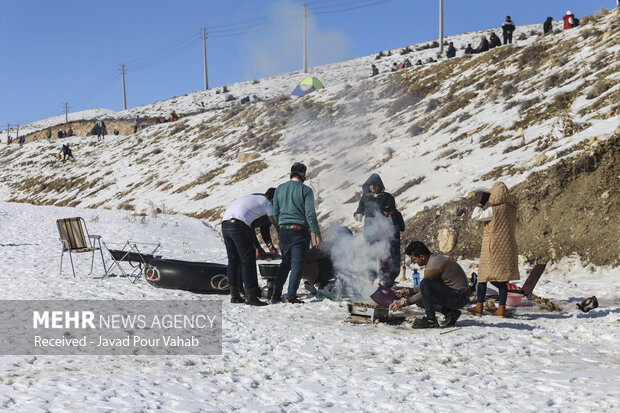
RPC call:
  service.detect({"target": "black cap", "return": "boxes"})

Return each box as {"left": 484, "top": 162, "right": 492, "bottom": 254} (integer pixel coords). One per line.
{"left": 291, "top": 162, "right": 307, "bottom": 174}
{"left": 264, "top": 187, "right": 276, "bottom": 200}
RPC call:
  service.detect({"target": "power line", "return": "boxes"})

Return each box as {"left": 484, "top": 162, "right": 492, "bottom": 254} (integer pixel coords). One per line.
{"left": 128, "top": 36, "right": 203, "bottom": 71}
{"left": 125, "top": 30, "right": 201, "bottom": 67}
{"left": 309, "top": 0, "right": 392, "bottom": 15}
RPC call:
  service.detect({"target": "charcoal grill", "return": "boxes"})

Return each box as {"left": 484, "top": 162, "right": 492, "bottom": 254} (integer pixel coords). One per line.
{"left": 347, "top": 303, "right": 389, "bottom": 323}
{"left": 258, "top": 263, "right": 279, "bottom": 299}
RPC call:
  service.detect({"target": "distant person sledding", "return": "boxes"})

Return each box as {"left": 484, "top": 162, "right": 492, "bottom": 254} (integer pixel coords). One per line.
{"left": 291, "top": 77, "right": 324, "bottom": 97}
{"left": 91, "top": 120, "right": 107, "bottom": 140}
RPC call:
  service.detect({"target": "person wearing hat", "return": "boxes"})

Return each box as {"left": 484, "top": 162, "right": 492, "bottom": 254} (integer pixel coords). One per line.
{"left": 354, "top": 174, "right": 404, "bottom": 287}
{"left": 271, "top": 162, "right": 321, "bottom": 304}
{"left": 221, "top": 188, "right": 276, "bottom": 306}
{"left": 502, "top": 16, "right": 515, "bottom": 45}
{"left": 543, "top": 16, "right": 554, "bottom": 34}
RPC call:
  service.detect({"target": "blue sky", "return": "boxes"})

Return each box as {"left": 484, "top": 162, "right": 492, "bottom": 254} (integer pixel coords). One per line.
{"left": 1, "top": 0, "right": 615, "bottom": 129}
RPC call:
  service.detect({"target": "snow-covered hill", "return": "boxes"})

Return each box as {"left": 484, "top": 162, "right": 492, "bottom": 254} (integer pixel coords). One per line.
{"left": 0, "top": 9, "right": 618, "bottom": 412}
{"left": 0, "top": 201, "right": 619, "bottom": 411}
{"left": 2, "top": 11, "right": 617, "bottom": 241}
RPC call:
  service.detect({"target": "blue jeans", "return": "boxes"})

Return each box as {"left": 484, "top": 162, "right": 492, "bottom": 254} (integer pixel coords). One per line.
{"left": 476, "top": 282, "right": 508, "bottom": 305}
{"left": 222, "top": 221, "right": 258, "bottom": 290}
{"left": 419, "top": 278, "right": 468, "bottom": 320}
{"left": 273, "top": 229, "right": 310, "bottom": 299}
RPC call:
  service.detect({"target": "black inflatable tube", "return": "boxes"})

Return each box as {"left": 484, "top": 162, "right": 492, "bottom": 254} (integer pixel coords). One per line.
{"left": 145, "top": 259, "right": 229, "bottom": 294}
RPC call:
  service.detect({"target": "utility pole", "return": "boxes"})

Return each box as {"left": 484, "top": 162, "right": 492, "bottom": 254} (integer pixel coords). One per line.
{"left": 121, "top": 64, "right": 127, "bottom": 110}
{"left": 438, "top": 0, "right": 444, "bottom": 56}
{"left": 64, "top": 102, "right": 69, "bottom": 124}
{"left": 203, "top": 28, "right": 209, "bottom": 90}
{"left": 16, "top": 122, "right": 19, "bottom": 139}
{"left": 303, "top": 3, "right": 307, "bottom": 73}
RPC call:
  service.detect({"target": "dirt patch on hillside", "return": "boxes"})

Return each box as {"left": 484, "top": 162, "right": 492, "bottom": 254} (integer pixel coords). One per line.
{"left": 403, "top": 132, "right": 620, "bottom": 266}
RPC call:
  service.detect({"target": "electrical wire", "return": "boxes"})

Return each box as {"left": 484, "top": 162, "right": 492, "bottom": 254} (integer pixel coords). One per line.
{"left": 309, "top": 0, "right": 392, "bottom": 15}
{"left": 128, "top": 36, "right": 202, "bottom": 72}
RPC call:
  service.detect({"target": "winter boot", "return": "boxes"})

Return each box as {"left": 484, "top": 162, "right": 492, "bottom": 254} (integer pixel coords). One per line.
{"left": 244, "top": 287, "right": 268, "bottom": 306}
{"left": 230, "top": 286, "right": 244, "bottom": 303}
{"left": 467, "top": 302, "right": 484, "bottom": 316}
{"left": 411, "top": 316, "right": 439, "bottom": 329}
{"left": 493, "top": 305, "right": 506, "bottom": 317}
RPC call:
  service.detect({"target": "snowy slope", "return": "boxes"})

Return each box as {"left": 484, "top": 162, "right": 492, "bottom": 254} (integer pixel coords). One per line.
{"left": 0, "top": 19, "right": 569, "bottom": 140}
{"left": 0, "top": 201, "right": 618, "bottom": 411}
{"left": 1, "top": 11, "right": 617, "bottom": 238}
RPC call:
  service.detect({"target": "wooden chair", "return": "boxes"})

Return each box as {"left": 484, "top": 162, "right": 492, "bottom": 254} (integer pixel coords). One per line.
{"left": 57, "top": 217, "right": 107, "bottom": 277}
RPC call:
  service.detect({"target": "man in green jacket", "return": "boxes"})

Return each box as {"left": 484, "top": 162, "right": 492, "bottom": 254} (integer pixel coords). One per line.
{"left": 271, "top": 162, "right": 321, "bottom": 304}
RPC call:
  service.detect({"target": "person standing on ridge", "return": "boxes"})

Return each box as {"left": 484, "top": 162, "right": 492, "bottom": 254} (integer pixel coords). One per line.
{"left": 502, "top": 16, "right": 516, "bottom": 44}
{"left": 543, "top": 17, "right": 553, "bottom": 34}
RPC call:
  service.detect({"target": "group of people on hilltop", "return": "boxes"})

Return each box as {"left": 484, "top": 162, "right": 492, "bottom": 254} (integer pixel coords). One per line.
{"left": 372, "top": 9, "right": 584, "bottom": 76}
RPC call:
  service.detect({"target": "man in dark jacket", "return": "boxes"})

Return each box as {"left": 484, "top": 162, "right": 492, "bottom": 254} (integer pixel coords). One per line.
{"left": 489, "top": 32, "right": 502, "bottom": 48}
{"left": 543, "top": 17, "right": 553, "bottom": 34}
{"left": 502, "top": 16, "right": 516, "bottom": 44}
{"left": 446, "top": 42, "right": 456, "bottom": 58}
{"left": 464, "top": 44, "right": 474, "bottom": 55}
{"left": 271, "top": 162, "right": 321, "bottom": 304}
{"left": 371, "top": 64, "right": 379, "bottom": 77}
{"left": 473, "top": 36, "right": 489, "bottom": 54}
{"left": 60, "top": 144, "right": 74, "bottom": 161}
{"left": 355, "top": 174, "right": 404, "bottom": 287}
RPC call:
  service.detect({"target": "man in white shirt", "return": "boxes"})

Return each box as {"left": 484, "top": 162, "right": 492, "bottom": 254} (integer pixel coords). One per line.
{"left": 221, "top": 189, "right": 275, "bottom": 306}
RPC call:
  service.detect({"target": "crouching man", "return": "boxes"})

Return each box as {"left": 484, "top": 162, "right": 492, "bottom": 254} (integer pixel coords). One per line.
{"left": 389, "top": 241, "right": 470, "bottom": 328}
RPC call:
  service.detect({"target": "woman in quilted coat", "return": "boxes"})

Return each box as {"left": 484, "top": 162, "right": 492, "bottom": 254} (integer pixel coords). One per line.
{"left": 467, "top": 181, "right": 519, "bottom": 317}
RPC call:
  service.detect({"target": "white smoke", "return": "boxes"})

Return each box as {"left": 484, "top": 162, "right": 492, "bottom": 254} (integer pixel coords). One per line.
{"left": 241, "top": 0, "right": 353, "bottom": 80}
{"left": 323, "top": 216, "right": 398, "bottom": 303}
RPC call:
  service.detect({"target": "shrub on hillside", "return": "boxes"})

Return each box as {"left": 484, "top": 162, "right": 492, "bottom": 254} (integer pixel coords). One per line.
{"left": 375, "top": 51, "right": 385, "bottom": 60}
{"left": 501, "top": 82, "right": 518, "bottom": 98}
{"left": 425, "top": 98, "right": 440, "bottom": 113}
{"left": 225, "top": 94, "right": 237, "bottom": 102}
{"left": 587, "top": 81, "right": 611, "bottom": 100}
{"left": 386, "top": 94, "right": 420, "bottom": 117}
{"left": 407, "top": 123, "right": 424, "bottom": 136}
{"left": 581, "top": 27, "right": 603, "bottom": 39}
{"left": 517, "top": 33, "right": 527, "bottom": 41}
{"left": 518, "top": 44, "right": 547, "bottom": 69}
{"left": 400, "top": 46, "right": 413, "bottom": 55}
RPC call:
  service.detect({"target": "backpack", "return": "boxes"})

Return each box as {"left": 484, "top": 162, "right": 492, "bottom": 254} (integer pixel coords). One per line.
{"left": 572, "top": 17, "right": 579, "bottom": 27}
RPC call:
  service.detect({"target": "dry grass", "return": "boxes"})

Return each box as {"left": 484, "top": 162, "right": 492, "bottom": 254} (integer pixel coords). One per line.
{"left": 393, "top": 177, "right": 425, "bottom": 197}
{"left": 226, "top": 160, "right": 268, "bottom": 184}
{"left": 480, "top": 164, "right": 525, "bottom": 181}
{"left": 517, "top": 44, "right": 549, "bottom": 69}
{"left": 173, "top": 164, "right": 229, "bottom": 194}
{"left": 188, "top": 206, "right": 226, "bottom": 222}
{"left": 587, "top": 81, "right": 612, "bottom": 100}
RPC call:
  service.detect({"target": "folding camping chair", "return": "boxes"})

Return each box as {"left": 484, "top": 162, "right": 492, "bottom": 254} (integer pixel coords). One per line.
{"left": 57, "top": 217, "right": 107, "bottom": 277}
{"left": 481, "top": 263, "right": 547, "bottom": 300}
{"left": 102, "top": 241, "right": 161, "bottom": 283}
{"left": 508, "top": 263, "right": 546, "bottom": 297}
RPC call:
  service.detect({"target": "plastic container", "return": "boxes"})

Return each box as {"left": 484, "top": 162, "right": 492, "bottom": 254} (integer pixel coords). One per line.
{"left": 412, "top": 269, "right": 421, "bottom": 287}
{"left": 506, "top": 292, "right": 523, "bottom": 306}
